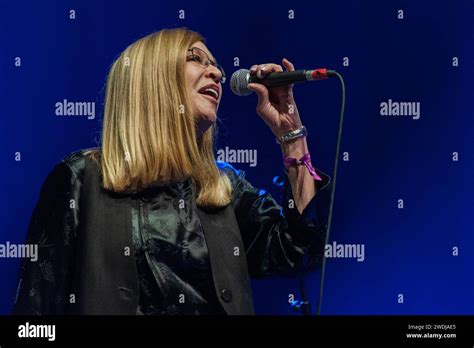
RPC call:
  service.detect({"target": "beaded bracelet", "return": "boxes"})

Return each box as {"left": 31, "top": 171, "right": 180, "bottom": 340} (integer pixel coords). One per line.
{"left": 276, "top": 126, "right": 307, "bottom": 144}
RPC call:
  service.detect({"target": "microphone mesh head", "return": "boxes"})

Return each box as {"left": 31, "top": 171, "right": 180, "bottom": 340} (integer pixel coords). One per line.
{"left": 230, "top": 69, "right": 253, "bottom": 96}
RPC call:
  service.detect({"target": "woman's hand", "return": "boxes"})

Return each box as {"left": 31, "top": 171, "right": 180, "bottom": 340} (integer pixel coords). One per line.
{"left": 247, "top": 58, "right": 303, "bottom": 139}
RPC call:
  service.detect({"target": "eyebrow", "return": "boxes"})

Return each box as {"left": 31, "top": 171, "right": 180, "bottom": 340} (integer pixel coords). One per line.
{"left": 192, "top": 47, "right": 218, "bottom": 64}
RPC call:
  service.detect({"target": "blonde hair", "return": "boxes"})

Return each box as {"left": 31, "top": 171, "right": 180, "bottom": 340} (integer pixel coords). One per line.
{"left": 85, "top": 28, "right": 232, "bottom": 208}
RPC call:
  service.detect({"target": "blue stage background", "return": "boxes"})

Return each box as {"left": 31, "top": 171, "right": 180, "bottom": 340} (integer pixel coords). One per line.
{"left": 1, "top": 0, "right": 473, "bottom": 314}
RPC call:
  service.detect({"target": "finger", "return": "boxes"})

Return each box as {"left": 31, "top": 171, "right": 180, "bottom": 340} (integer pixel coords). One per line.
{"left": 257, "top": 64, "right": 283, "bottom": 79}
{"left": 249, "top": 65, "right": 259, "bottom": 75}
{"left": 247, "top": 83, "right": 269, "bottom": 110}
{"left": 282, "top": 58, "right": 295, "bottom": 72}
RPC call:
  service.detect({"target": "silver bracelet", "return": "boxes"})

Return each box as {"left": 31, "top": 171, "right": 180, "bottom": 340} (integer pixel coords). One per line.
{"left": 275, "top": 126, "right": 307, "bottom": 144}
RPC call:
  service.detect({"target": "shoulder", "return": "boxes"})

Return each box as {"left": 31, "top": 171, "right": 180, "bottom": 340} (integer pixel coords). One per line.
{"left": 58, "top": 147, "right": 101, "bottom": 183}
{"left": 216, "top": 160, "right": 265, "bottom": 200}
{"left": 34, "top": 148, "right": 99, "bottom": 201}
{"left": 216, "top": 160, "right": 246, "bottom": 184}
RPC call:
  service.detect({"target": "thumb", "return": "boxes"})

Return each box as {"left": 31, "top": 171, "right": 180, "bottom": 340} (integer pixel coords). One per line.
{"left": 247, "top": 83, "right": 269, "bottom": 107}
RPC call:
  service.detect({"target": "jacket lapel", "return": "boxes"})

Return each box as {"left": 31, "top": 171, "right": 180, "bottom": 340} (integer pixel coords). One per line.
{"left": 197, "top": 206, "right": 255, "bottom": 315}
{"left": 71, "top": 155, "right": 139, "bottom": 314}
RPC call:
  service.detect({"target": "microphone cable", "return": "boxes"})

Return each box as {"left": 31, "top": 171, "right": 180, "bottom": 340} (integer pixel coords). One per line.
{"left": 315, "top": 70, "right": 346, "bottom": 316}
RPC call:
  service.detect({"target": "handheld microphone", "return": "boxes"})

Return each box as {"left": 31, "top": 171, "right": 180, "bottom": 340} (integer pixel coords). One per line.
{"left": 230, "top": 68, "right": 337, "bottom": 96}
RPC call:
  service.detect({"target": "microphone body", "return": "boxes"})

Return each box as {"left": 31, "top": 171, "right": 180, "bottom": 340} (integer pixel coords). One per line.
{"left": 230, "top": 68, "right": 335, "bottom": 96}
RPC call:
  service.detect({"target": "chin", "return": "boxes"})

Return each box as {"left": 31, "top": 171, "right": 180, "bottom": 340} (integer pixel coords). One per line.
{"left": 196, "top": 116, "right": 216, "bottom": 137}
{"left": 197, "top": 108, "right": 217, "bottom": 123}
{"left": 207, "top": 113, "right": 217, "bottom": 123}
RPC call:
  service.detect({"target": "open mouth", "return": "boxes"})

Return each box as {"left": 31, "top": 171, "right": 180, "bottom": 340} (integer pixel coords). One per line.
{"left": 198, "top": 85, "right": 219, "bottom": 103}
{"left": 200, "top": 93, "right": 218, "bottom": 104}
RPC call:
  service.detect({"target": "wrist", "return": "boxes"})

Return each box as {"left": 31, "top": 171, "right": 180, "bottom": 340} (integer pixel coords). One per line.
{"left": 273, "top": 124, "right": 302, "bottom": 139}
{"left": 275, "top": 125, "right": 307, "bottom": 145}
{"left": 282, "top": 151, "right": 323, "bottom": 182}
{"left": 280, "top": 136, "right": 308, "bottom": 157}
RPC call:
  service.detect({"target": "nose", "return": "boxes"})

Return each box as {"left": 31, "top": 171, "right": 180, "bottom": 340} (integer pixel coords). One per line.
{"left": 205, "top": 65, "right": 223, "bottom": 84}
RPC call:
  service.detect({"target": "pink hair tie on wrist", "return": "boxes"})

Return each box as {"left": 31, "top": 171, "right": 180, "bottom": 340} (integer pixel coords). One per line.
{"left": 283, "top": 152, "right": 322, "bottom": 181}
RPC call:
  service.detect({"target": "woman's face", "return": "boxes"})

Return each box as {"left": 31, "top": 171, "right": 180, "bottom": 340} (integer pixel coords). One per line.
{"left": 185, "top": 41, "right": 223, "bottom": 136}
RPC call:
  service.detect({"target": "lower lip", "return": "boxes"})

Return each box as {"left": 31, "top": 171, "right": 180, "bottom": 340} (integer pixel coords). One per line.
{"left": 200, "top": 93, "right": 218, "bottom": 105}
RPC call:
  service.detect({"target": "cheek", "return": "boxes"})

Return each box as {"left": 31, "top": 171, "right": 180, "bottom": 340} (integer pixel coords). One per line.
{"left": 185, "top": 66, "right": 200, "bottom": 91}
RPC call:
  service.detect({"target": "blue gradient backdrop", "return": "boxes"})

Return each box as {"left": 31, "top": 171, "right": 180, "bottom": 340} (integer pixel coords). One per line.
{"left": 1, "top": 0, "right": 473, "bottom": 314}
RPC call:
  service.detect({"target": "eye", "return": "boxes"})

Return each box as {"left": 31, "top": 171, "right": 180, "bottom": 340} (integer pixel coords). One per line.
{"left": 188, "top": 54, "right": 202, "bottom": 63}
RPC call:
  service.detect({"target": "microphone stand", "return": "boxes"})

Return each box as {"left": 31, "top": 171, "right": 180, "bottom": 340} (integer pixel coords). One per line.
{"left": 298, "top": 273, "right": 311, "bottom": 315}
{"left": 290, "top": 271, "right": 311, "bottom": 315}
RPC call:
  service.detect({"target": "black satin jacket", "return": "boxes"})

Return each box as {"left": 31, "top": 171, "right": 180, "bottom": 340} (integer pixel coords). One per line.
{"left": 130, "top": 179, "right": 227, "bottom": 315}
{"left": 11, "top": 148, "right": 332, "bottom": 315}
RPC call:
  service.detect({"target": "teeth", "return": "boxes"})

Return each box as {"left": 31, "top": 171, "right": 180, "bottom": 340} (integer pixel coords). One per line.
{"left": 202, "top": 88, "right": 218, "bottom": 99}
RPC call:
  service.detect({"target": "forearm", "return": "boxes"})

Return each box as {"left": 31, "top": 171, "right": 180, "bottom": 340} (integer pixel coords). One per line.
{"left": 280, "top": 136, "right": 316, "bottom": 214}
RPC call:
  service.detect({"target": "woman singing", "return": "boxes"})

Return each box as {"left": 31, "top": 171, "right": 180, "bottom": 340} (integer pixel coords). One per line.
{"left": 12, "top": 27, "right": 332, "bottom": 315}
